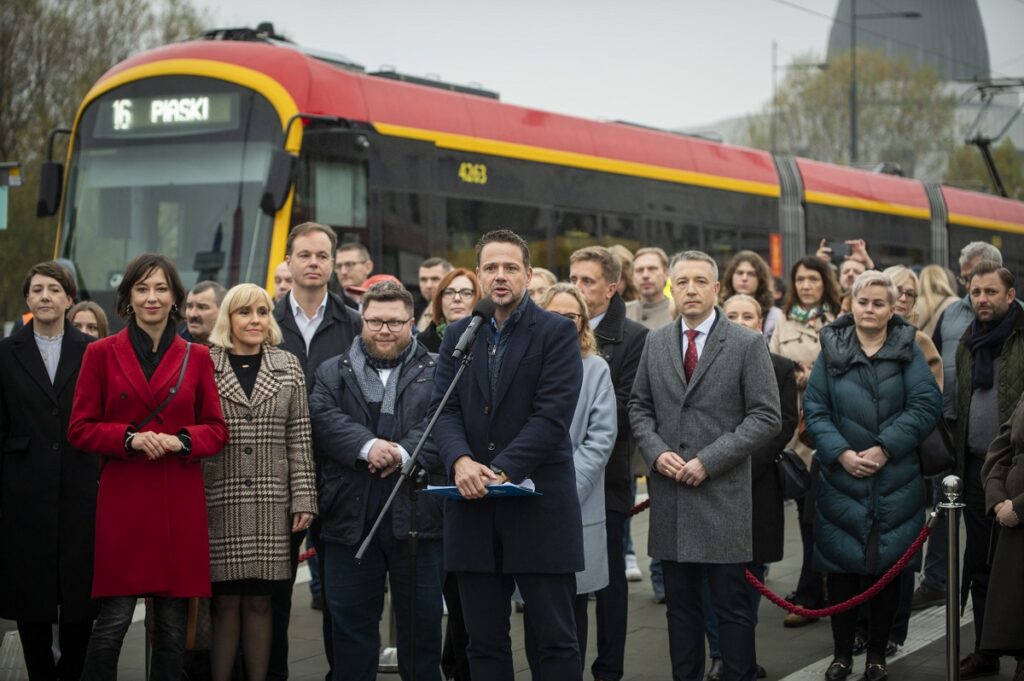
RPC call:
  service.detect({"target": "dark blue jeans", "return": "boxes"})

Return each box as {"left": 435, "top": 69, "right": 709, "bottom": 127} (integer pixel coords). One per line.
{"left": 324, "top": 533, "right": 444, "bottom": 681}
{"left": 80, "top": 596, "right": 188, "bottom": 681}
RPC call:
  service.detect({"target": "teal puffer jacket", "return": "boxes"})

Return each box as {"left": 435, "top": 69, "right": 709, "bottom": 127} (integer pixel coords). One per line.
{"left": 804, "top": 315, "right": 942, "bottom": 575}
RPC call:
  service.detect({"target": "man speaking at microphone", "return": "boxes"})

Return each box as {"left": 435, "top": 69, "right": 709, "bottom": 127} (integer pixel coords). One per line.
{"left": 432, "top": 229, "right": 585, "bottom": 681}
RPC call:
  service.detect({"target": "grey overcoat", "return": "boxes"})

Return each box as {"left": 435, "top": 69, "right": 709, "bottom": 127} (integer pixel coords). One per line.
{"left": 629, "top": 310, "right": 781, "bottom": 564}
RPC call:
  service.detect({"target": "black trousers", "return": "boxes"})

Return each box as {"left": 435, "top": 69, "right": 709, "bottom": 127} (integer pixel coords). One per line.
{"left": 441, "top": 572, "right": 472, "bottom": 681}
{"left": 827, "top": 573, "right": 901, "bottom": 662}
{"left": 524, "top": 593, "right": 589, "bottom": 677}
{"left": 663, "top": 561, "right": 756, "bottom": 681}
{"left": 963, "top": 453, "right": 993, "bottom": 652}
{"left": 458, "top": 571, "right": 580, "bottom": 681}
{"left": 593, "top": 510, "right": 628, "bottom": 681}
{"left": 16, "top": 619, "right": 92, "bottom": 681}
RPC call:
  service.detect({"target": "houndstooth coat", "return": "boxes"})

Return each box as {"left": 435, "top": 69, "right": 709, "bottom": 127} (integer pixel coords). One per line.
{"left": 204, "top": 345, "right": 317, "bottom": 583}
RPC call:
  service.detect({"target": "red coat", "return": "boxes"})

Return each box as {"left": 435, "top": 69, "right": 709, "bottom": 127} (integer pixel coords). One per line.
{"left": 68, "top": 331, "right": 228, "bottom": 598}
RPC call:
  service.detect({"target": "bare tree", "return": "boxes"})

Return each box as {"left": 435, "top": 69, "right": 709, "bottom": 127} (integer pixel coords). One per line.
{"left": 0, "top": 0, "right": 208, "bottom": 323}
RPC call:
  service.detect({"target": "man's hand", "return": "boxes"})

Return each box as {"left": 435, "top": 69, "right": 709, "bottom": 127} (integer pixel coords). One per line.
{"left": 677, "top": 457, "right": 708, "bottom": 487}
{"left": 847, "top": 239, "right": 874, "bottom": 269}
{"left": 453, "top": 456, "right": 500, "bottom": 499}
{"left": 996, "top": 500, "right": 1020, "bottom": 528}
{"left": 367, "top": 440, "right": 402, "bottom": 477}
{"left": 815, "top": 238, "right": 832, "bottom": 263}
{"left": 654, "top": 451, "right": 686, "bottom": 479}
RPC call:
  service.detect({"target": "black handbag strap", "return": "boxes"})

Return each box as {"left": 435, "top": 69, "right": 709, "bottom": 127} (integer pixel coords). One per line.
{"left": 137, "top": 342, "right": 192, "bottom": 430}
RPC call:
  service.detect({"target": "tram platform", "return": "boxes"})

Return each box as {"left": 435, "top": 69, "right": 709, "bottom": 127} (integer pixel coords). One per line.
{"left": 0, "top": 495, "right": 1015, "bottom": 680}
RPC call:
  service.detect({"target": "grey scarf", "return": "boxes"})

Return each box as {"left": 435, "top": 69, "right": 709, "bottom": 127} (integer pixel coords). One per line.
{"left": 349, "top": 337, "right": 416, "bottom": 420}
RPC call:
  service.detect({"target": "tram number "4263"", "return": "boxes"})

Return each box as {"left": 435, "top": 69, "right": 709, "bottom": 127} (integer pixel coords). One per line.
{"left": 458, "top": 162, "right": 488, "bottom": 185}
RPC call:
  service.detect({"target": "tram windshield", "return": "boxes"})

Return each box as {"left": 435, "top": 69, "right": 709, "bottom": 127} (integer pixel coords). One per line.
{"left": 60, "top": 76, "right": 282, "bottom": 314}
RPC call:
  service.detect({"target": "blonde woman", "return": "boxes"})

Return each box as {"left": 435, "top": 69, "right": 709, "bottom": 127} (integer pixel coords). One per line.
{"left": 525, "top": 283, "right": 616, "bottom": 670}
{"left": 916, "top": 265, "right": 960, "bottom": 338}
{"left": 206, "top": 284, "right": 317, "bottom": 681}
{"left": 882, "top": 267, "right": 943, "bottom": 388}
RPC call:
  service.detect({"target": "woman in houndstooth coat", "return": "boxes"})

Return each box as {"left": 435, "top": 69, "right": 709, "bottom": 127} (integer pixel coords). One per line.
{"left": 205, "top": 284, "right": 317, "bottom": 681}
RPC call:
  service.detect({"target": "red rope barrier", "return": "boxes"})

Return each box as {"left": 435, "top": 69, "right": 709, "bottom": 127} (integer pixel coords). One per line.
{"left": 745, "top": 521, "right": 933, "bottom": 618}
{"left": 299, "top": 547, "right": 316, "bottom": 563}
{"left": 630, "top": 498, "right": 650, "bottom": 516}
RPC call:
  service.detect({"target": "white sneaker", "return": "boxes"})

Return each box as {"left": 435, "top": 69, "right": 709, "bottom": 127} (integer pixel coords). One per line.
{"left": 625, "top": 553, "right": 642, "bottom": 582}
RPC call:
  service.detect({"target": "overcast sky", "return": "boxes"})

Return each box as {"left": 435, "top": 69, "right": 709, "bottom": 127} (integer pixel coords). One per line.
{"left": 203, "top": 0, "right": 1024, "bottom": 131}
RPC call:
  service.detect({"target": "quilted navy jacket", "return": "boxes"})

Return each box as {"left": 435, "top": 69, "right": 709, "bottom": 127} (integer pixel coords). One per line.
{"left": 804, "top": 314, "right": 942, "bottom": 575}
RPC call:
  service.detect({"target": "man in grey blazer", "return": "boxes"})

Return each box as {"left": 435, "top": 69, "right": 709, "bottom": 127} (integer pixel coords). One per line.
{"left": 629, "top": 250, "right": 781, "bottom": 681}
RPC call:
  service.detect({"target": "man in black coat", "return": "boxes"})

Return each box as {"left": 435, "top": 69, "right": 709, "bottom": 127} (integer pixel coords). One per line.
{"left": 309, "top": 281, "right": 445, "bottom": 681}
{"left": 0, "top": 261, "right": 97, "bottom": 680}
{"left": 433, "top": 230, "right": 584, "bottom": 681}
{"left": 569, "top": 246, "right": 648, "bottom": 681}
{"left": 270, "top": 222, "right": 362, "bottom": 680}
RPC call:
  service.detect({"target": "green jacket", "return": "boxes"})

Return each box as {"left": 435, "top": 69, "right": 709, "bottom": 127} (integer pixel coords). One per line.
{"left": 954, "top": 309, "right": 1024, "bottom": 479}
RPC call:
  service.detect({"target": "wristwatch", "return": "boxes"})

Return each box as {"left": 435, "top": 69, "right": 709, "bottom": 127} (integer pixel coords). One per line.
{"left": 489, "top": 465, "right": 509, "bottom": 483}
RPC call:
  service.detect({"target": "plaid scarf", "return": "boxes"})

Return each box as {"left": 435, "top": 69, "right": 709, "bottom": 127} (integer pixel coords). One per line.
{"left": 788, "top": 303, "right": 830, "bottom": 324}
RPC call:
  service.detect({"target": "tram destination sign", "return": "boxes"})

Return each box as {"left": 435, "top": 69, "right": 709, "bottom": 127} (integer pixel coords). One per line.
{"left": 95, "top": 92, "right": 238, "bottom": 137}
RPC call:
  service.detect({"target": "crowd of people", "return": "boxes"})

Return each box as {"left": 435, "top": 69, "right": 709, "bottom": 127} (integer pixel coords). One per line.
{"left": 0, "top": 226, "right": 1022, "bottom": 681}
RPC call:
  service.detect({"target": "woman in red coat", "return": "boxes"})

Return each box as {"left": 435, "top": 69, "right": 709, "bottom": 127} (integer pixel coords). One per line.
{"left": 68, "top": 254, "right": 228, "bottom": 681}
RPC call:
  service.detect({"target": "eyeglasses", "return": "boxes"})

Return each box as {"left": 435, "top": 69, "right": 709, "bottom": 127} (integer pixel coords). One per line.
{"left": 336, "top": 260, "right": 367, "bottom": 270}
{"left": 896, "top": 287, "right": 918, "bottom": 301}
{"left": 441, "top": 288, "right": 475, "bottom": 300}
{"left": 556, "top": 312, "right": 583, "bottom": 323}
{"left": 363, "top": 318, "right": 411, "bottom": 332}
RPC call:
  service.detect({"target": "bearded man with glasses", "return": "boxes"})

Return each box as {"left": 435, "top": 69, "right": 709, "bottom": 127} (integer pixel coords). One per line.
{"left": 310, "top": 280, "right": 446, "bottom": 681}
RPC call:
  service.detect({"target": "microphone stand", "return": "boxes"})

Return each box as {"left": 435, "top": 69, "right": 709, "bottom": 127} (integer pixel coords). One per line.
{"left": 356, "top": 344, "right": 476, "bottom": 681}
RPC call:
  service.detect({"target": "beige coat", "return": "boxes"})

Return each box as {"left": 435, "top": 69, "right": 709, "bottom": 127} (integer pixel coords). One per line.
{"left": 204, "top": 345, "right": 317, "bottom": 583}
{"left": 769, "top": 313, "right": 834, "bottom": 465}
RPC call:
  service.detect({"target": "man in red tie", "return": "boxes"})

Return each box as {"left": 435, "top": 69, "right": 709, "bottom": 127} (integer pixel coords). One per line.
{"left": 628, "top": 251, "right": 781, "bottom": 681}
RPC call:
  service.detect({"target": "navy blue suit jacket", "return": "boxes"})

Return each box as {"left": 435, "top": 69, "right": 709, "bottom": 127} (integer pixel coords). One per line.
{"left": 431, "top": 296, "right": 585, "bottom": 574}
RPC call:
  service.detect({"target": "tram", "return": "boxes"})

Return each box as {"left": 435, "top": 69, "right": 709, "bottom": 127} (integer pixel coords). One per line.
{"left": 39, "top": 26, "right": 1024, "bottom": 314}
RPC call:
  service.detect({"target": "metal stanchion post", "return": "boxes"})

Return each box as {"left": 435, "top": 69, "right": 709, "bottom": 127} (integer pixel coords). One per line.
{"left": 938, "top": 475, "right": 966, "bottom": 681}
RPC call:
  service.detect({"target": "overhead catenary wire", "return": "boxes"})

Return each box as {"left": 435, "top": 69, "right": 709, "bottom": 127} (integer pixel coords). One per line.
{"left": 767, "top": 0, "right": 1011, "bottom": 80}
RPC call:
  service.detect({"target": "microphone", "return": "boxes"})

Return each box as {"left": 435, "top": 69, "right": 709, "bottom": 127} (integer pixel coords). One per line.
{"left": 452, "top": 298, "right": 496, "bottom": 360}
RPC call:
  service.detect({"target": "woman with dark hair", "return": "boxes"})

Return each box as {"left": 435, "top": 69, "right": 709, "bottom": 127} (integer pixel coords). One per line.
{"left": 418, "top": 268, "right": 482, "bottom": 353}
{"left": 721, "top": 251, "right": 783, "bottom": 341}
{"left": 69, "top": 300, "right": 110, "bottom": 338}
{"left": 769, "top": 255, "right": 841, "bottom": 627}
{"left": 69, "top": 253, "right": 229, "bottom": 681}
{"left": 1, "top": 261, "right": 98, "bottom": 681}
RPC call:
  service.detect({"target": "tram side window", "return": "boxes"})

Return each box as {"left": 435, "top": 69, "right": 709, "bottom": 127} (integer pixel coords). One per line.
{"left": 443, "top": 198, "right": 552, "bottom": 269}
{"left": 804, "top": 205, "right": 928, "bottom": 269}
{"left": 600, "top": 215, "right": 641, "bottom": 253}
{"left": 948, "top": 226, "right": 1024, "bottom": 280}
{"left": 644, "top": 217, "right": 703, "bottom": 255}
{"left": 293, "top": 157, "right": 367, "bottom": 229}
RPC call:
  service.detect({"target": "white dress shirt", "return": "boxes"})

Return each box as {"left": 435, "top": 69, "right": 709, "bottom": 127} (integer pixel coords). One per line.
{"left": 680, "top": 309, "right": 718, "bottom": 361}
{"left": 289, "top": 290, "right": 328, "bottom": 352}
